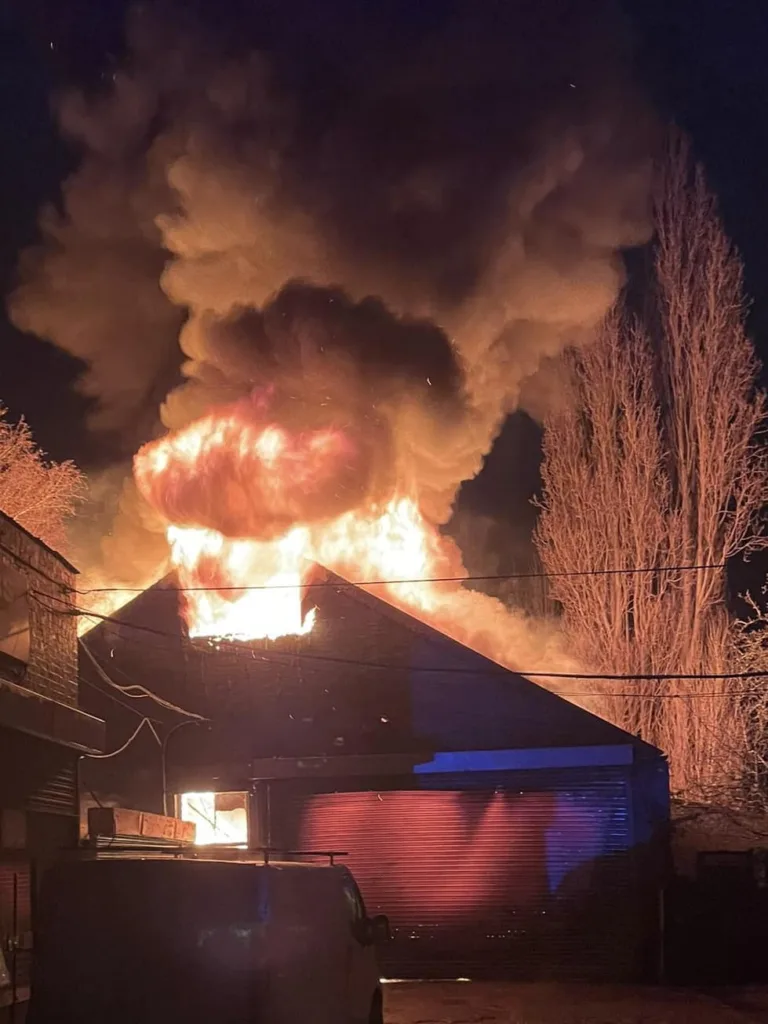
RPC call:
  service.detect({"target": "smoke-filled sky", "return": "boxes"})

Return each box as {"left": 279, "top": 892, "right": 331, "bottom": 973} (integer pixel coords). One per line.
{"left": 2, "top": 0, "right": 768, "bottom": 582}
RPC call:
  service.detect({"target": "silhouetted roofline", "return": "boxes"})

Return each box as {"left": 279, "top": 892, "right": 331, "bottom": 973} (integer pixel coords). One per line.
{"left": 0, "top": 508, "right": 79, "bottom": 575}
{"left": 311, "top": 564, "right": 660, "bottom": 755}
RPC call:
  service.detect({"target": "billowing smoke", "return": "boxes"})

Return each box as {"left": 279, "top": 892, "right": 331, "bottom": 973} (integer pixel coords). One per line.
{"left": 9, "top": 0, "right": 657, "bottom": 595}
{"left": 136, "top": 282, "right": 468, "bottom": 538}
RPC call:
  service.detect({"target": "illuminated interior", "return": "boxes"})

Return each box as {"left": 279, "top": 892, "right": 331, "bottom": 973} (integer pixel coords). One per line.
{"left": 179, "top": 791, "right": 249, "bottom": 845}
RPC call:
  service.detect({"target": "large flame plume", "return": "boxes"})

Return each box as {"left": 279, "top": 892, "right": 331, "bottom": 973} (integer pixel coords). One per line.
{"left": 132, "top": 377, "right": 577, "bottom": 676}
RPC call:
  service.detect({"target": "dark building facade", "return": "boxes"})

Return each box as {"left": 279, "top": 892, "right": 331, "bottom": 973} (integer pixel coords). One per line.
{"left": 79, "top": 568, "right": 668, "bottom": 981}
{"left": 0, "top": 513, "right": 104, "bottom": 1018}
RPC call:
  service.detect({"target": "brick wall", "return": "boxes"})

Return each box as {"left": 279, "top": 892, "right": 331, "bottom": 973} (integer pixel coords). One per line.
{"left": 0, "top": 515, "right": 78, "bottom": 707}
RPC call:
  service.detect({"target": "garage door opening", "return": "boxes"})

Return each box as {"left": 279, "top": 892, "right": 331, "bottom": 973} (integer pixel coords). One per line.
{"left": 179, "top": 792, "right": 248, "bottom": 846}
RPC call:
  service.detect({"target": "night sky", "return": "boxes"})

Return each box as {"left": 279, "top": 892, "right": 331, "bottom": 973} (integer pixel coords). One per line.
{"left": 1, "top": 0, "right": 767, "bottom": 577}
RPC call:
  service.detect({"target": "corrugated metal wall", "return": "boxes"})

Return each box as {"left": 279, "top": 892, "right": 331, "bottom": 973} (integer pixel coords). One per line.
{"left": 281, "top": 771, "right": 645, "bottom": 979}
{"left": 25, "top": 762, "right": 77, "bottom": 817}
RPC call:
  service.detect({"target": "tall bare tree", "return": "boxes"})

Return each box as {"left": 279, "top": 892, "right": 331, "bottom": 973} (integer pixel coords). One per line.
{"left": 534, "top": 134, "right": 768, "bottom": 804}
{"left": 0, "top": 407, "right": 85, "bottom": 552}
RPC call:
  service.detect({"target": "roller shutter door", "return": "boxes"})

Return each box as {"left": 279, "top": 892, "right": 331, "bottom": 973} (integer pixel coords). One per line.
{"left": 26, "top": 760, "right": 77, "bottom": 816}
{"left": 294, "top": 783, "right": 639, "bottom": 979}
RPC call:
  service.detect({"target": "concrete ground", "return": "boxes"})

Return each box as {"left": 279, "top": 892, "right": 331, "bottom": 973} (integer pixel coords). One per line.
{"left": 707, "top": 990, "right": 768, "bottom": 1023}
{"left": 382, "top": 981, "right": 758, "bottom": 1023}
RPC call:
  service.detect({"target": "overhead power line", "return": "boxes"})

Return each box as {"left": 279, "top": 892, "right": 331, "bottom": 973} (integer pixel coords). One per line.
{"left": 0, "top": 538, "right": 745, "bottom": 596}
{"left": 33, "top": 588, "right": 768, "bottom": 697}
{"left": 65, "top": 599, "right": 768, "bottom": 698}
{"left": 25, "top": 572, "right": 768, "bottom": 702}
{"left": 517, "top": 669, "right": 768, "bottom": 682}
{"left": 74, "top": 560, "right": 731, "bottom": 595}
{"left": 0, "top": 539, "right": 733, "bottom": 594}
{"left": 556, "top": 689, "right": 764, "bottom": 699}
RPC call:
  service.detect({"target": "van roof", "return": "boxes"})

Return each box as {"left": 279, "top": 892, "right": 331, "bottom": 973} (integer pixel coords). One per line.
{"left": 56, "top": 850, "right": 349, "bottom": 870}
{"left": 84, "top": 858, "right": 343, "bottom": 868}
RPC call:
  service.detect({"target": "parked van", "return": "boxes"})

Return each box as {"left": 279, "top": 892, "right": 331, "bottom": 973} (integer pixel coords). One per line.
{"left": 27, "top": 851, "right": 389, "bottom": 1024}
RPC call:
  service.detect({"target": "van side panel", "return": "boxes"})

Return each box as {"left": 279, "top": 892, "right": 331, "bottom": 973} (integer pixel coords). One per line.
{"left": 28, "top": 860, "right": 374, "bottom": 1024}
{"left": 29, "top": 861, "right": 268, "bottom": 1024}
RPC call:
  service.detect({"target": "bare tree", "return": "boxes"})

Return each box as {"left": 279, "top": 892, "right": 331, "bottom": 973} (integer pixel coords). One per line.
{"left": 534, "top": 134, "right": 768, "bottom": 805}
{"left": 0, "top": 407, "right": 86, "bottom": 553}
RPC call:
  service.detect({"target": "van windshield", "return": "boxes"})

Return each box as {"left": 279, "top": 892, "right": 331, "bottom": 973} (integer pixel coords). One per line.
{"left": 29, "top": 860, "right": 269, "bottom": 1024}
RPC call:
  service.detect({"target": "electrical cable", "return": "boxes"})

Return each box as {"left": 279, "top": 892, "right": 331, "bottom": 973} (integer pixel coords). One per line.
{"left": 74, "top": 560, "right": 731, "bottom": 594}
{"left": 0, "top": 538, "right": 736, "bottom": 593}
{"left": 554, "top": 688, "right": 765, "bottom": 698}
{"left": 68, "top": 601, "right": 768, "bottom": 696}
{"left": 146, "top": 718, "right": 162, "bottom": 746}
{"left": 81, "top": 717, "right": 156, "bottom": 759}
{"left": 24, "top": 570, "right": 767, "bottom": 699}
{"left": 79, "top": 672, "right": 164, "bottom": 723}
{"left": 78, "top": 635, "right": 207, "bottom": 721}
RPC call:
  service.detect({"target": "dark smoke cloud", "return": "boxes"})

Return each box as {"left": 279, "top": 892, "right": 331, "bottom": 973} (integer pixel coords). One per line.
{"left": 137, "top": 282, "right": 468, "bottom": 537}
{"left": 172, "top": 281, "right": 463, "bottom": 420}
{"left": 8, "top": 0, "right": 658, "bottom": 584}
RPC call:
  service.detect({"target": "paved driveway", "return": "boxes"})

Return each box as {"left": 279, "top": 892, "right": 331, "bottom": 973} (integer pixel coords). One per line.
{"left": 383, "top": 981, "right": 754, "bottom": 1023}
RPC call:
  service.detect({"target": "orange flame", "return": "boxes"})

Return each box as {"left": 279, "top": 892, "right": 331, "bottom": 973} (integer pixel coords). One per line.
{"left": 134, "top": 395, "right": 360, "bottom": 543}
{"left": 167, "top": 524, "right": 316, "bottom": 640}
{"left": 133, "top": 401, "right": 467, "bottom": 643}
{"left": 161, "top": 495, "right": 459, "bottom": 642}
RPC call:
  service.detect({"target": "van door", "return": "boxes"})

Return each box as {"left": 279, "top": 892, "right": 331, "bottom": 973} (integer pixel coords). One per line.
{"left": 339, "top": 872, "right": 379, "bottom": 1024}
{"left": 266, "top": 867, "right": 342, "bottom": 1024}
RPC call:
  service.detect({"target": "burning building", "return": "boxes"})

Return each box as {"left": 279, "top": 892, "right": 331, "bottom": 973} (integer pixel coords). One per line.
{"left": 11, "top": 0, "right": 668, "bottom": 983}
{"left": 79, "top": 561, "right": 668, "bottom": 982}
{"left": 73, "top": 196, "right": 667, "bottom": 983}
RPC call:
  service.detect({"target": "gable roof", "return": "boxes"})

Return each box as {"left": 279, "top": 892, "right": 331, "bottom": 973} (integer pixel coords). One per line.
{"left": 81, "top": 565, "right": 658, "bottom": 760}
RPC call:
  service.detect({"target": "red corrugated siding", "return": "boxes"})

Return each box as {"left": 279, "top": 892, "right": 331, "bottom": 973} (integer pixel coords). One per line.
{"left": 296, "top": 787, "right": 639, "bottom": 978}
